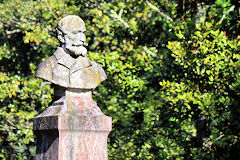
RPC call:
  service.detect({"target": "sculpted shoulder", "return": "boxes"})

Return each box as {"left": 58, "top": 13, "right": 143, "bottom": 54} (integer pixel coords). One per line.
{"left": 36, "top": 56, "right": 57, "bottom": 82}
{"left": 89, "top": 60, "right": 107, "bottom": 82}
{"left": 36, "top": 49, "right": 107, "bottom": 89}
{"left": 69, "top": 59, "right": 107, "bottom": 89}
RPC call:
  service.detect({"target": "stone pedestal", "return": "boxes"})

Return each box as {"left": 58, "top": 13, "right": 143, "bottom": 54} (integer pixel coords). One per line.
{"left": 33, "top": 89, "right": 112, "bottom": 160}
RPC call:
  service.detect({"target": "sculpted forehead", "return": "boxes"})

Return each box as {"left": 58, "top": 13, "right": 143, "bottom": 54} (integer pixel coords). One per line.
{"left": 58, "top": 15, "right": 86, "bottom": 33}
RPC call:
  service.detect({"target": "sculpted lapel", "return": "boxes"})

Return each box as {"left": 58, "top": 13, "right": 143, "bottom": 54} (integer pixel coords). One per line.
{"left": 52, "top": 47, "right": 75, "bottom": 87}
{"left": 69, "top": 56, "right": 106, "bottom": 88}
{"left": 70, "top": 56, "right": 91, "bottom": 74}
{"left": 36, "top": 47, "right": 107, "bottom": 89}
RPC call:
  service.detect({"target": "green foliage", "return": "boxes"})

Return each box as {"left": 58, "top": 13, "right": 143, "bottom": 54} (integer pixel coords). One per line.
{"left": 164, "top": 22, "right": 240, "bottom": 159}
{"left": 0, "top": 73, "right": 52, "bottom": 159}
{"left": 0, "top": 0, "right": 239, "bottom": 159}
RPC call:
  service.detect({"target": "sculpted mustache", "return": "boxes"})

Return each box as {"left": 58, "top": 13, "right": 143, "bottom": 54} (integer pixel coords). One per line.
{"left": 71, "top": 42, "right": 88, "bottom": 46}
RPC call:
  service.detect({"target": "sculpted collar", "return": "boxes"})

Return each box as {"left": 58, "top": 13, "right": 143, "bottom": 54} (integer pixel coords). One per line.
{"left": 53, "top": 47, "right": 91, "bottom": 72}
{"left": 54, "top": 47, "right": 75, "bottom": 69}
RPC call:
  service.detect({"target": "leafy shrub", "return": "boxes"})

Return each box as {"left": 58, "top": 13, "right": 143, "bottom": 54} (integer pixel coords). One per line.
{"left": 0, "top": 0, "right": 239, "bottom": 159}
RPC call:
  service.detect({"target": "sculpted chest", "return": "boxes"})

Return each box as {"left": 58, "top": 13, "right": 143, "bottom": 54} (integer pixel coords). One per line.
{"left": 36, "top": 48, "right": 106, "bottom": 89}
{"left": 52, "top": 58, "right": 101, "bottom": 88}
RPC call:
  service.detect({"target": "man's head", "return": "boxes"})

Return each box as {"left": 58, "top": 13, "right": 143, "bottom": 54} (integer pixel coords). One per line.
{"left": 57, "top": 15, "right": 87, "bottom": 57}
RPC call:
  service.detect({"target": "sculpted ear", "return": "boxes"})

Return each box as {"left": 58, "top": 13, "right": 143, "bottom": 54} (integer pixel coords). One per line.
{"left": 57, "top": 29, "right": 65, "bottom": 43}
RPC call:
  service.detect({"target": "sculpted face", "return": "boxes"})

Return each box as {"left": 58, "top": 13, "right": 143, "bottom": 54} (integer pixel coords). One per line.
{"left": 64, "top": 27, "right": 87, "bottom": 57}
{"left": 57, "top": 15, "right": 88, "bottom": 57}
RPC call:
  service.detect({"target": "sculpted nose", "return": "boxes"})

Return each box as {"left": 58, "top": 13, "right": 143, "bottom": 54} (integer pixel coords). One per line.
{"left": 78, "top": 33, "right": 86, "bottom": 42}
{"left": 73, "top": 33, "right": 85, "bottom": 46}
{"left": 71, "top": 33, "right": 86, "bottom": 46}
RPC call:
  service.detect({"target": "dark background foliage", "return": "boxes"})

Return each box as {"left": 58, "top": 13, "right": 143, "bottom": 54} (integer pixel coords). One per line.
{"left": 0, "top": 0, "right": 239, "bottom": 159}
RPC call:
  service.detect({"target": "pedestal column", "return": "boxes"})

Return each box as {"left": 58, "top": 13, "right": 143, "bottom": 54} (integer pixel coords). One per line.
{"left": 33, "top": 89, "right": 112, "bottom": 160}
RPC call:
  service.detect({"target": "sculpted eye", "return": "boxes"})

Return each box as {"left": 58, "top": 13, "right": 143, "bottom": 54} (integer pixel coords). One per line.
{"left": 72, "top": 31, "right": 78, "bottom": 34}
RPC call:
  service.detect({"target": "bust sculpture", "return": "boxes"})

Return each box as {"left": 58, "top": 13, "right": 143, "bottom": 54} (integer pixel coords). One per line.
{"left": 36, "top": 15, "right": 106, "bottom": 89}
{"left": 34, "top": 15, "right": 112, "bottom": 160}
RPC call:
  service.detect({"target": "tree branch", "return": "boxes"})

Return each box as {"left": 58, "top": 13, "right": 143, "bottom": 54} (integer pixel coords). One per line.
{"left": 6, "top": 29, "right": 21, "bottom": 35}
{"left": 110, "top": 8, "right": 130, "bottom": 28}
{"left": 38, "top": 0, "right": 58, "bottom": 20}
{"left": 217, "top": 5, "right": 235, "bottom": 24}
{"left": 145, "top": 0, "right": 173, "bottom": 22}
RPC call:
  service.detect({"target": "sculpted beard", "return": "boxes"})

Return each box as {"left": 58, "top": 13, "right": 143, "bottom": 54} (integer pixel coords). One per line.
{"left": 65, "top": 44, "right": 87, "bottom": 57}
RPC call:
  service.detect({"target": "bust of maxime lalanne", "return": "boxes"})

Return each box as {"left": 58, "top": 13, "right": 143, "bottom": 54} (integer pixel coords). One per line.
{"left": 36, "top": 15, "right": 106, "bottom": 91}
{"left": 34, "top": 16, "right": 111, "bottom": 160}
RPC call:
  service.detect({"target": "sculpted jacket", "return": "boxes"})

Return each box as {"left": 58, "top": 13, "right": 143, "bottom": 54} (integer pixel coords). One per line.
{"left": 36, "top": 47, "right": 107, "bottom": 89}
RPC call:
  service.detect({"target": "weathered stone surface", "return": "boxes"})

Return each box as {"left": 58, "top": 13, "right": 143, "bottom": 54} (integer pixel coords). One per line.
{"left": 34, "top": 90, "right": 112, "bottom": 160}
{"left": 35, "top": 130, "right": 59, "bottom": 160}
{"left": 57, "top": 15, "right": 86, "bottom": 35}
{"left": 36, "top": 15, "right": 107, "bottom": 89}
{"left": 36, "top": 47, "right": 107, "bottom": 89}
{"left": 34, "top": 15, "right": 112, "bottom": 160}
